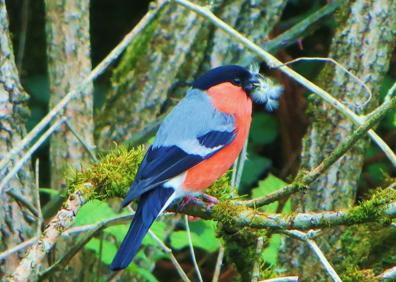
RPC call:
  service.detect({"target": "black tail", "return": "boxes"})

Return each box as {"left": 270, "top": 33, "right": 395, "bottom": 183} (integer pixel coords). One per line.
{"left": 110, "top": 187, "right": 174, "bottom": 271}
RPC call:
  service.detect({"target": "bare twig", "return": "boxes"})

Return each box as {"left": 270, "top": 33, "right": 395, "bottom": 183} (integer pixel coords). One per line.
{"left": 264, "top": 0, "right": 344, "bottom": 52}
{"left": 259, "top": 277, "right": 299, "bottom": 282}
{"left": 279, "top": 57, "right": 372, "bottom": 109}
{"left": 0, "top": 117, "right": 66, "bottom": 194}
{"left": 379, "top": 265, "right": 396, "bottom": 281}
{"left": 0, "top": 237, "right": 37, "bottom": 261}
{"left": 283, "top": 230, "right": 341, "bottom": 282}
{"left": 242, "top": 94, "right": 396, "bottom": 208}
{"left": 212, "top": 245, "right": 225, "bottom": 282}
{"left": 35, "top": 158, "right": 43, "bottom": 234}
{"left": 16, "top": 0, "right": 29, "bottom": 71}
{"left": 184, "top": 215, "right": 203, "bottom": 282}
{"left": 251, "top": 236, "right": 264, "bottom": 282}
{"left": 148, "top": 229, "right": 191, "bottom": 282}
{"left": 0, "top": 0, "right": 167, "bottom": 175}
{"left": 65, "top": 120, "right": 98, "bottom": 163}
{"left": 10, "top": 191, "right": 87, "bottom": 281}
{"left": 236, "top": 140, "right": 248, "bottom": 189}
{"left": 7, "top": 189, "right": 40, "bottom": 218}
{"left": 126, "top": 206, "right": 190, "bottom": 282}
{"left": 172, "top": 0, "right": 396, "bottom": 167}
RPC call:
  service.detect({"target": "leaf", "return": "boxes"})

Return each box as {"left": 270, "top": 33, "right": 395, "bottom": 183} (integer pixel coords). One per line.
{"left": 262, "top": 234, "right": 282, "bottom": 265}
{"left": 170, "top": 220, "right": 219, "bottom": 252}
{"left": 240, "top": 154, "right": 271, "bottom": 190}
{"left": 74, "top": 200, "right": 119, "bottom": 226}
{"left": 128, "top": 264, "right": 159, "bottom": 282}
{"left": 85, "top": 238, "right": 117, "bottom": 265}
{"left": 251, "top": 175, "right": 290, "bottom": 265}
{"left": 251, "top": 174, "right": 287, "bottom": 213}
{"left": 142, "top": 221, "right": 167, "bottom": 246}
{"left": 249, "top": 113, "right": 278, "bottom": 145}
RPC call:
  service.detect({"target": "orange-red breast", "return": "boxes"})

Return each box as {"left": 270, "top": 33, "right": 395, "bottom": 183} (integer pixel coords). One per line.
{"left": 110, "top": 65, "right": 283, "bottom": 270}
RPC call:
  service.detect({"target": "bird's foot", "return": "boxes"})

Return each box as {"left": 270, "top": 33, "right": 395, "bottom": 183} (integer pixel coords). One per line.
{"left": 199, "top": 193, "right": 219, "bottom": 205}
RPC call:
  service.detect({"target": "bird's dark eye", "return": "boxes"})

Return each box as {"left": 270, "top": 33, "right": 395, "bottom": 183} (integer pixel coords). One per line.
{"left": 232, "top": 78, "right": 241, "bottom": 86}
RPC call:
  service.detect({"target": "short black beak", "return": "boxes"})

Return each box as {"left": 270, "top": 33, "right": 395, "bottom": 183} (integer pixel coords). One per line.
{"left": 244, "top": 75, "right": 260, "bottom": 93}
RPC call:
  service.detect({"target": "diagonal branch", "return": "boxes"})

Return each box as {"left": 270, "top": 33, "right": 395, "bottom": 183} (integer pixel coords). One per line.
{"left": 172, "top": 0, "right": 396, "bottom": 168}
{"left": 283, "top": 230, "right": 341, "bottom": 282}
{"left": 264, "top": 0, "right": 345, "bottom": 52}
{"left": 0, "top": 0, "right": 167, "bottom": 175}
{"left": 241, "top": 93, "right": 396, "bottom": 208}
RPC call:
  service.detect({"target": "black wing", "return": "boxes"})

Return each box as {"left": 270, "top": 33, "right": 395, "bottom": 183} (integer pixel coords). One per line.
{"left": 121, "top": 130, "right": 235, "bottom": 206}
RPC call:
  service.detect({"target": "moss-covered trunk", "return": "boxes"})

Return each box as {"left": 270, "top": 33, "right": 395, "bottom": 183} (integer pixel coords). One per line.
{"left": 280, "top": 0, "right": 396, "bottom": 279}
{"left": 0, "top": 0, "right": 35, "bottom": 277}
{"left": 45, "top": 0, "right": 94, "bottom": 191}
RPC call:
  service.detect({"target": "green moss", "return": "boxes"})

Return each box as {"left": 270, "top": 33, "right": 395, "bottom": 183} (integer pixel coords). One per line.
{"left": 111, "top": 18, "right": 158, "bottom": 89}
{"left": 217, "top": 223, "right": 268, "bottom": 281}
{"left": 206, "top": 173, "right": 233, "bottom": 201}
{"left": 346, "top": 188, "right": 396, "bottom": 225}
{"left": 333, "top": 189, "right": 396, "bottom": 280}
{"left": 67, "top": 145, "right": 145, "bottom": 200}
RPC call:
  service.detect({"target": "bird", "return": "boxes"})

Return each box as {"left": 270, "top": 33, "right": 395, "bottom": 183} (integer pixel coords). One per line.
{"left": 110, "top": 64, "right": 283, "bottom": 270}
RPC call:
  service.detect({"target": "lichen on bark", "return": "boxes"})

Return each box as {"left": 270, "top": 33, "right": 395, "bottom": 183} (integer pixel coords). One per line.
{"left": 280, "top": 0, "right": 396, "bottom": 279}
{"left": 44, "top": 0, "right": 94, "bottom": 190}
{"left": 0, "top": 0, "right": 35, "bottom": 276}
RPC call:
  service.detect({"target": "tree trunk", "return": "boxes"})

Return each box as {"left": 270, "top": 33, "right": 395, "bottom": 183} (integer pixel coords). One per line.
{"left": 44, "top": 1, "right": 95, "bottom": 281}
{"left": 45, "top": 0, "right": 94, "bottom": 190}
{"left": 280, "top": 0, "right": 396, "bottom": 279}
{"left": 0, "top": 0, "right": 35, "bottom": 276}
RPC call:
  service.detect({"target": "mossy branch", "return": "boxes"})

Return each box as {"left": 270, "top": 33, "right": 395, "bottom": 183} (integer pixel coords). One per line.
{"left": 10, "top": 145, "right": 396, "bottom": 281}
{"left": 241, "top": 94, "right": 396, "bottom": 208}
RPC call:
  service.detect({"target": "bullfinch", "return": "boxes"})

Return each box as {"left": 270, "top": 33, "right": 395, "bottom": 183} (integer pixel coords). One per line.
{"left": 110, "top": 64, "right": 283, "bottom": 270}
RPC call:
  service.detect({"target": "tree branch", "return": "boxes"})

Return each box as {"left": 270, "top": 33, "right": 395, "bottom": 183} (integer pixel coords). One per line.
{"left": 172, "top": 0, "right": 396, "bottom": 167}
{"left": 0, "top": 0, "right": 167, "bottom": 175}
{"left": 283, "top": 230, "right": 341, "bottom": 282}
{"left": 241, "top": 94, "right": 396, "bottom": 208}
{"left": 263, "top": 0, "right": 345, "bottom": 52}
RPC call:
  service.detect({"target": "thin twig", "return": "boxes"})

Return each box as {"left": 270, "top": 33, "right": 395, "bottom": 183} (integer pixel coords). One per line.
{"left": 0, "top": 0, "right": 167, "bottom": 175}
{"left": 65, "top": 120, "right": 98, "bottom": 163}
{"left": 241, "top": 94, "right": 396, "bottom": 208}
{"left": 7, "top": 189, "right": 40, "bottom": 218}
{"left": 0, "top": 117, "right": 66, "bottom": 194}
{"left": 126, "top": 206, "right": 190, "bottom": 282}
{"left": 16, "top": 0, "right": 29, "bottom": 71}
{"left": 236, "top": 140, "right": 248, "bottom": 189}
{"left": 378, "top": 265, "right": 396, "bottom": 281}
{"left": 172, "top": 0, "right": 396, "bottom": 167}
{"left": 279, "top": 57, "right": 372, "bottom": 109}
{"left": 259, "top": 277, "right": 299, "bottom": 282}
{"left": 148, "top": 229, "right": 191, "bottom": 282}
{"left": 0, "top": 237, "right": 37, "bottom": 261}
{"left": 283, "top": 230, "right": 341, "bottom": 282}
{"left": 212, "top": 245, "right": 225, "bottom": 282}
{"left": 184, "top": 215, "right": 203, "bottom": 282}
{"left": 264, "top": 0, "right": 344, "bottom": 52}
{"left": 35, "top": 158, "right": 43, "bottom": 235}
{"left": 251, "top": 236, "right": 264, "bottom": 282}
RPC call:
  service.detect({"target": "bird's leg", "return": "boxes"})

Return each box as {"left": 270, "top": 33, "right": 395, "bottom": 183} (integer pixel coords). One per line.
{"left": 199, "top": 193, "right": 219, "bottom": 205}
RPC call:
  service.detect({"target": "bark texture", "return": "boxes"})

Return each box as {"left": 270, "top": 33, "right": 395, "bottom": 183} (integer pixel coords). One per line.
{"left": 45, "top": 0, "right": 94, "bottom": 190}
{"left": 95, "top": 0, "right": 287, "bottom": 148}
{"left": 44, "top": 1, "right": 96, "bottom": 281}
{"left": 280, "top": 0, "right": 396, "bottom": 279}
{"left": 0, "top": 0, "right": 35, "bottom": 277}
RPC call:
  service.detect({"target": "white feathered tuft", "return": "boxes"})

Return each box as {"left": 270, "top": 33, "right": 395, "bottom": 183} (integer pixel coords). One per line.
{"left": 248, "top": 64, "right": 284, "bottom": 112}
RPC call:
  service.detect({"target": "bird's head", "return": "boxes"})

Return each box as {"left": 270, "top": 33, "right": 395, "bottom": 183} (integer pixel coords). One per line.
{"left": 192, "top": 64, "right": 283, "bottom": 112}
